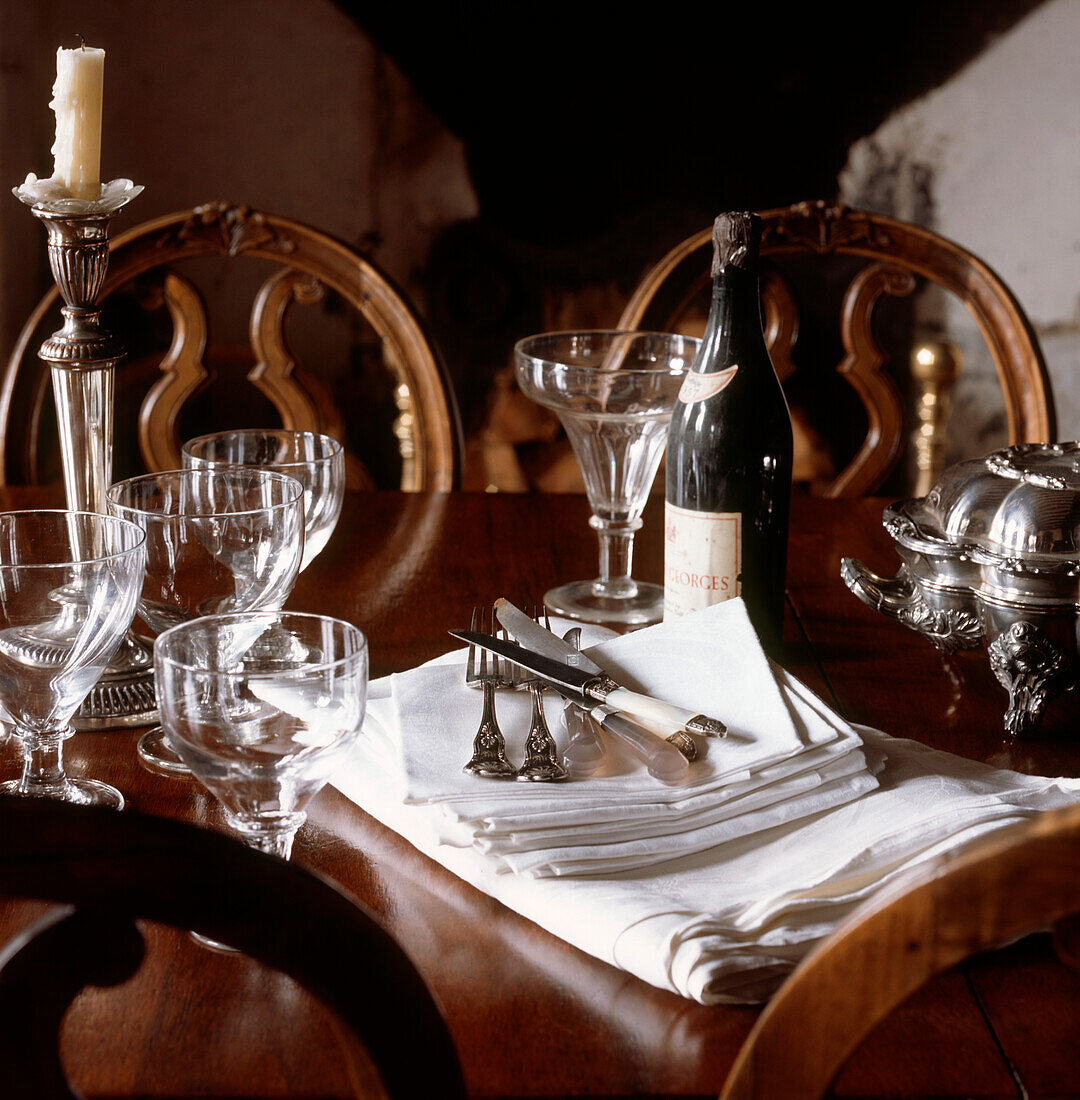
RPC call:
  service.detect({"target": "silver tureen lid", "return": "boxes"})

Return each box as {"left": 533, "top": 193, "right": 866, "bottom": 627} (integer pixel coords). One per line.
{"left": 895, "top": 443, "right": 1080, "bottom": 560}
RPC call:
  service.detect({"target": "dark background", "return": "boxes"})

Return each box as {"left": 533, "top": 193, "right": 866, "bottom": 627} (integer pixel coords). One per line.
{"left": 344, "top": 2, "right": 1044, "bottom": 240}
{"left": 336, "top": 1, "right": 1048, "bottom": 437}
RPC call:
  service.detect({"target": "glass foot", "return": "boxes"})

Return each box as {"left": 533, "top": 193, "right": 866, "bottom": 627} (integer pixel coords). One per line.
{"left": 0, "top": 776, "right": 124, "bottom": 809}
{"left": 545, "top": 579, "right": 665, "bottom": 627}
{"left": 137, "top": 726, "right": 190, "bottom": 776}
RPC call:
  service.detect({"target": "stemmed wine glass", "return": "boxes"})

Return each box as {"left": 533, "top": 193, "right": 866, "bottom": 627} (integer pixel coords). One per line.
{"left": 0, "top": 511, "right": 146, "bottom": 808}
{"left": 514, "top": 330, "right": 700, "bottom": 626}
{"left": 154, "top": 610, "right": 368, "bottom": 863}
{"left": 181, "top": 430, "right": 345, "bottom": 572}
{"left": 106, "top": 468, "right": 305, "bottom": 774}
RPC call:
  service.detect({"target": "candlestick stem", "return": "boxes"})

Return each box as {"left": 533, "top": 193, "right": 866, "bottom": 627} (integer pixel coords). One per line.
{"left": 23, "top": 197, "right": 156, "bottom": 729}
{"left": 51, "top": 361, "right": 114, "bottom": 512}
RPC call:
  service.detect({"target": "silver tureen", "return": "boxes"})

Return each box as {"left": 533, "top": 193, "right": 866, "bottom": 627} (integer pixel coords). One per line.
{"left": 841, "top": 442, "right": 1080, "bottom": 737}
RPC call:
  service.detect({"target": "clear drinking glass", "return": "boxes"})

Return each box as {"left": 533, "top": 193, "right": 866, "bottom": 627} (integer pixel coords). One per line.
{"left": 106, "top": 468, "right": 305, "bottom": 774}
{"left": 514, "top": 330, "right": 700, "bottom": 626}
{"left": 153, "top": 610, "right": 368, "bottom": 862}
{"left": 0, "top": 510, "right": 146, "bottom": 808}
{"left": 181, "top": 430, "right": 345, "bottom": 572}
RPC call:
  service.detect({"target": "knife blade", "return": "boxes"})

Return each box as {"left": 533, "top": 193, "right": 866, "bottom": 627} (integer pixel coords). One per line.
{"left": 494, "top": 598, "right": 726, "bottom": 738}
{"left": 448, "top": 627, "right": 726, "bottom": 741}
{"left": 495, "top": 599, "right": 607, "bottom": 677}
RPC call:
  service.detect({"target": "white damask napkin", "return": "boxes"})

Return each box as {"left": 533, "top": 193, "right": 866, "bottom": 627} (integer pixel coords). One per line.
{"left": 373, "top": 599, "right": 857, "bottom": 802}
{"left": 334, "top": 723, "right": 1080, "bottom": 1004}
{"left": 353, "top": 600, "right": 873, "bottom": 874}
{"left": 332, "top": 598, "right": 1080, "bottom": 1002}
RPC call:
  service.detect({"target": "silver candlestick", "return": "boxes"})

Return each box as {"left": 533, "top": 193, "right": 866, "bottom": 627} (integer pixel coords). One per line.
{"left": 15, "top": 177, "right": 156, "bottom": 729}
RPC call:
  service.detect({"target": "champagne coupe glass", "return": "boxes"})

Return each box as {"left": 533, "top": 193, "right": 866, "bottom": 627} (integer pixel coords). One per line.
{"left": 181, "top": 430, "right": 345, "bottom": 572}
{"left": 0, "top": 511, "right": 146, "bottom": 809}
{"left": 106, "top": 468, "right": 305, "bottom": 775}
{"left": 154, "top": 610, "right": 368, "bottom": 862}
{"left": 514, "top": 330, "right": 700, "bottom": 626}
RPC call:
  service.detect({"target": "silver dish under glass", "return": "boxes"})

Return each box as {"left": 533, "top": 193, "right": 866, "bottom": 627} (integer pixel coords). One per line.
{"left": 842, "top": 442, "right": 1080, "bottom": 738}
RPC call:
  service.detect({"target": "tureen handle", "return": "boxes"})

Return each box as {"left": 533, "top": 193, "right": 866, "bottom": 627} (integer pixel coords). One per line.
{"left": 840, "top": 558, "right": 983, "bottom": 652}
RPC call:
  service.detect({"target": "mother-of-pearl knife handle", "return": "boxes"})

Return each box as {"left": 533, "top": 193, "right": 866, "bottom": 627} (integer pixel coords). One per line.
{"left": 591, "top": 706, "right": 692, "bottom": 784}
{"left": 583, "top": 676, "right": 727, "bottom": 739}
{"left": 562, "top": 703, "right": 606, "bottom": 778}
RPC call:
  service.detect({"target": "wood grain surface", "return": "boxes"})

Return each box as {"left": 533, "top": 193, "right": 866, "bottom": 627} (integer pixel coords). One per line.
{"left": 1, "top": 488, "right": 1077, "bottom": 1098}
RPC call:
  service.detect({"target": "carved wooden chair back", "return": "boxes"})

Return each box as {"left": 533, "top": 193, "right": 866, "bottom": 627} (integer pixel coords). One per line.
{"left": 718, "top": 800, "right": 1080, "bottom": 1099}
{"left": 0, "top": 795, "right": 466, "bottom": 1099}
{"left": 1, "top": 201, "right": 462, "bottom": 490}
{"left": 617, "top": 200, "right": 1056, "bottom": 497}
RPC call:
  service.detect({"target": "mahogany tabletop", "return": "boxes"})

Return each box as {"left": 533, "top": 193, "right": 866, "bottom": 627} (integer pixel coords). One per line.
{"left": 2, "top": 486, "right": 1079, "bottom": 1099}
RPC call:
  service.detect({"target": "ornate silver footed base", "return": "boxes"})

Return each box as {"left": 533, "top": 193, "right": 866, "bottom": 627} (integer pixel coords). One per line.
{"left": 987, "top": 619, "right": 1071, "bottom": 739}
{"left": 72, "top": 633, "right": 157, "bottom": 731}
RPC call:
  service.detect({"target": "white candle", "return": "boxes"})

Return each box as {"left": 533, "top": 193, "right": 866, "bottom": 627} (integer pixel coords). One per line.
{"left": 50, "top": 43, "right": 105, "bottom": 201}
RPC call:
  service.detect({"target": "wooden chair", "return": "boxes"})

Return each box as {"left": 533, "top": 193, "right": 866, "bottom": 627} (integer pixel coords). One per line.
{"left": 718, "top": 800, "right": 1080, "bottom": 1099}
{"left": 0, "top": 794, "right": 465, "bottom": 1099}
{"left": 1, "top": 201, "right": 462, "bottom": 490}
{"left": 617, "top": 199, "right": 1056, "bottom": 497}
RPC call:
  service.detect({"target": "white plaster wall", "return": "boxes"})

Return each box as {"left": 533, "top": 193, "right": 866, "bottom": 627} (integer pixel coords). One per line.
{"left": 840, "top": 0, "right": 1080, "bottom": 454}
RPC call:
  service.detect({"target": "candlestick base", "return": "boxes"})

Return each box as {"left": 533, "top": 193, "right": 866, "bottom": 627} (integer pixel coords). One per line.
{"left": 73, "top": 634, "right": 157, "bottom": 731}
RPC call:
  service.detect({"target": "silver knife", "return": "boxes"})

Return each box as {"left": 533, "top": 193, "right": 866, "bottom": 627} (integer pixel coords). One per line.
{"left": 494, "top": 599, "right": 725, "bottom": 738}
{"left": 449, "top": 626, "right": 725, "bottom": 744}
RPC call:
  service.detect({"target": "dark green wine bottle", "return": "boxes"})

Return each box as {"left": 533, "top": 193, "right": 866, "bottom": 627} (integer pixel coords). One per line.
{"left": 663, "top": 211, "right": 793, "bottom": 652}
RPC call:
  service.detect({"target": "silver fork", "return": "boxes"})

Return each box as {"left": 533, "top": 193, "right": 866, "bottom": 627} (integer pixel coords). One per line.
{"left": 463, "top": 606, "right": 516, "bottom": 777}
{"left": 515, "top": 608, "right": 568, "bottom": 782}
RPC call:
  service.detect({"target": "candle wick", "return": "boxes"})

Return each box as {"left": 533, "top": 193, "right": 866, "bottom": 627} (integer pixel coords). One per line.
{"left": 75, "top": 33, "right": 85, "bottom": 50}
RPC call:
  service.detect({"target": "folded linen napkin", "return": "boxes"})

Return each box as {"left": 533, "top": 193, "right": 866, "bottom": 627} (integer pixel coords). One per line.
{"left": 336, "top": 726, "right": 1080, "bottom": 1004}
{"left": 332, "top": 599, "right": 1080, "bottom": 1003}
{"left": 382, "top": 600, "right": 839, "bottom": 804}
{"left": 358, "top": 600, "right": 874, "bottom": 874}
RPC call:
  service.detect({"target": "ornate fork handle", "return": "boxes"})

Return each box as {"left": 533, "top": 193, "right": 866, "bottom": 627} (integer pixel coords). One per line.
{"left": 517, "top": 682, "right": 567, "bottom": 782}
{"left": 464, "top": 678, "right": 516, "bottom": 778}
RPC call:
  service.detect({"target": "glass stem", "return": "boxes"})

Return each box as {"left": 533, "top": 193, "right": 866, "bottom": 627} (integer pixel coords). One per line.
{"left": 19, "top": 730, "right": 70, "bottom": 794}
{"left": 249, "top": 829, "right": 297, "bottom": 860}
{"left": 228, "top": 812, "right": 307, "bottom": 861}
{"left": 590, "top": 515, "right": 642, "bottom": 597}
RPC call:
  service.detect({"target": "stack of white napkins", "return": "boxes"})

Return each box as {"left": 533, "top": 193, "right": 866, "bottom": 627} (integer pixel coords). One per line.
{"left": 333, "top": 599, "right": 1080, "bottom": 1003}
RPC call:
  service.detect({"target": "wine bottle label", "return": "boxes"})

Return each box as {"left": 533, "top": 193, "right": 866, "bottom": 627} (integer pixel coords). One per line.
{"left": 677, "top": 365, "right": 738, "bottom": 404}
{"left": 663, "top": 501, "right": 741, "bottom": 619}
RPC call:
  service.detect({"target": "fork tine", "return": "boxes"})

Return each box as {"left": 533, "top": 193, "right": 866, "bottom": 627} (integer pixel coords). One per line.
{"left": 515, "top": 604, "right": 538, "bottom": 685}
{"left": 493, "top": 603, "right": 510, "bottom": 687}
{"left": 466, "top": 605, "right": 480, "bottom": 683}
{"left": 479, "top": 605, "right": 489, "bottom": 681}
{"left": 500, "top": 608, "right": 529, "bottom": 689}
